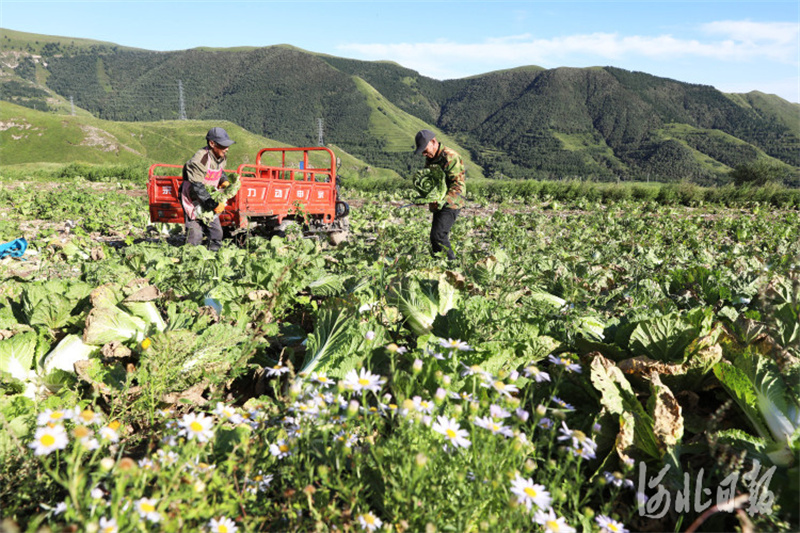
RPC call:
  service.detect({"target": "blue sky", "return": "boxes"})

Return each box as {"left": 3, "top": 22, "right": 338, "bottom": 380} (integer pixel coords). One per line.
{"left": 2, "top": 0, "right": 798, "bottom": 102}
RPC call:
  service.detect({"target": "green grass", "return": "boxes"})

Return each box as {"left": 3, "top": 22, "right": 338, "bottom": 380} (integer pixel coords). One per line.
{"left": 353, "top": 77, "right": 485, "bottom": 179}
{"left": 0, "top": 101, "right": 400, "bottom": 180}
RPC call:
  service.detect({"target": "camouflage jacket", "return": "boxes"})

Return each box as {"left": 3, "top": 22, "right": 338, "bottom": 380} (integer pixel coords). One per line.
{"left": 426, "top": 145, "right": 466, "bottom": 210}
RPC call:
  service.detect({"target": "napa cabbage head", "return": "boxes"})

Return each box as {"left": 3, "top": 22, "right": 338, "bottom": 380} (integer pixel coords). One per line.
{"left": 391, "top": 274, "right": 459, "bottom": 336}
{"left": 714, "top": 352, "right": 800, "bottom": 466}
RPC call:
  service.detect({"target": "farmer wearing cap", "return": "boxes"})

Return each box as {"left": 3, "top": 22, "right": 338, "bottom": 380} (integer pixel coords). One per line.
{"left": 414, "top": 129, "right": 466, "bottom": 261}
{"left": 180, "top": 127, "right": 235, "bottom": 251}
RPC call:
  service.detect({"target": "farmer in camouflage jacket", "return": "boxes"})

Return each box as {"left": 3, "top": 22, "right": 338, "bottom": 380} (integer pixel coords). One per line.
{"left": 414, "top": 129, "right": 466, "bottom": 261}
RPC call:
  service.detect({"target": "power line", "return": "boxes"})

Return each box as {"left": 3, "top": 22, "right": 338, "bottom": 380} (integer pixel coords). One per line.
{"left": 178, "top": 79, "right": 187, "bottom": 120}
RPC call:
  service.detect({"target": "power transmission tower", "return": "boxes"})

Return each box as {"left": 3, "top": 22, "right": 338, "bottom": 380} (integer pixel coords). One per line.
{"left": 178, "top": 80, "right": 187, "bottom": 120}
{"left": 317, "top": 118, "right": 324, "bottom": 146}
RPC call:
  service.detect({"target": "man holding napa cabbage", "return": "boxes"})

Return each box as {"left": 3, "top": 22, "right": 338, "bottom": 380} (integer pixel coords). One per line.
{"left": 412, "top": 129, "right": 466, "bottom": 261}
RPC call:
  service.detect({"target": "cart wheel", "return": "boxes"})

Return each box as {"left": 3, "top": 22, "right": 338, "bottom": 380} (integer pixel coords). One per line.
{"left": 335, "top": 201, "right": 350, "bottom": 218}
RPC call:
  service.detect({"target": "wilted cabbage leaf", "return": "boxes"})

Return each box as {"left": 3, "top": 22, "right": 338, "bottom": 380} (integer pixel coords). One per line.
{"left": 83, "top": 306, "right": 148, "bottom": 345}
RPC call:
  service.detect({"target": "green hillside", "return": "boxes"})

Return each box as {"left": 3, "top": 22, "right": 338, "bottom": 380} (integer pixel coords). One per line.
{"left": 0, "top": 101, "right": 400, "bottom": 181}
{"left": 1, "top": 28, "right": 798, "bottom": 185}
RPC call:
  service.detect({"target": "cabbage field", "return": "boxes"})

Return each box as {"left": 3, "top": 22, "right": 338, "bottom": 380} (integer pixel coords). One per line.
{"left": 0, "top": 177, "right": 799, "bottom": 533}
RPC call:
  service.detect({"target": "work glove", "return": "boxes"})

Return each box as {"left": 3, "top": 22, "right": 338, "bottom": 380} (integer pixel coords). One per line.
{"left": 213, "top": 202, "right": 226, "bottom": 214}
{"left": 218, "top": 180, "right": 230, "bottom": 189}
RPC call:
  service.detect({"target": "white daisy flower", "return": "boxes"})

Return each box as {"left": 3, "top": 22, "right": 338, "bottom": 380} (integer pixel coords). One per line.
{"left": 509, "top": 474, "right": 552, "bottom": 511}
{"left": 489, "top": 404, "right": 512, "bottom": 419}
{"left": 439, "top": 337, "right": 472, "bottom": 351}
{"left": 557, "top": 421, "right": 598, "bottom": 458}
{"left": 473, "top": 416, "right": 514, "bottom": 437}
{"left": 73, "top": 407, "right": 103, "bottom": 425}
{"left": 523, "top": 364, "right": 551, "bottom": 382}
{"left": 72, "top": 425, "right": 99, "bottom": 450}
{"left": 412, "top": 396, "right": 435, "bottom": 415}
{"left": 37, "top": 408, "right": 72, "bottom": 426}
{"left": 432, "top": 415, "right": 471, "bottom": 449}
{"left": 99, "top": 421, "right": 121, "bottom": 443}
{"left": 603, "top": 471, "right": 635, "bottom": 489}
{"left": 595, "top": 515, "right": 629, "bottom": 533}
{"left": 309, "top": 372, "right": 335, "bottom": 388}
{"left": 214, "top": 403, "right": 244, "bottom": 425}
{"left": 460, "top": 363, "right": 486, "bottom": 378}
{"left": 548, "top": 354, "right": 582, "bottom": 373}
{"left": 357, "top": 511, "right": 383, "bottom": 532}
{"left": 98, "top": 516, "right": 118, "bottom": 533}
{"left": 156, "top": 449, "right": 180, "bottom": 466}
{"left": 482, "top": 378, "right": 519, "bottom": 398}
{"left": 269, "top": 439, "right": 292, "bottom": 459}
{"left": 178, "top": 412, "right": 215, "bottom": 443}
{"left": 245, "top": 471, "right": 273, "bottom": 494}
{"left": 342, "top": 368, "right": 386, "bottom": 395}
{"left": 551, "top": 396, "right": 574, "bottom": 410}
{"left": 208, "top": 516, "right": 238, "bottom": 533}
{"left": 135, "top": 497, "right": 161, "bottom": 523}
{"left": 265, "top": 363, "right": 291, "bottom": 377}
{"left": 533, "top": 508, "right": 576, "bottom": 533}
{"left": 29, "top": 424, "right": 69, "bottom": 456}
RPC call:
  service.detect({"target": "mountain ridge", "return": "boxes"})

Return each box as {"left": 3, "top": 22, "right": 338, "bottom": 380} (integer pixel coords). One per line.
{"left": 1, "top": 28, "right": 798, "bottom": 185}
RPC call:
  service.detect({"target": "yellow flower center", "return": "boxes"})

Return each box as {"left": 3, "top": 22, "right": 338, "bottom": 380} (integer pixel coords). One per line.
{"left": 608, "top": 524, "right": 620, "bottom": 533}
{"left": 279, "top": 444, "right": 289, "bottom": 453}
{"left": 358, "top": 378, "right": 370, "bottom": 386}
{"left": 190, "top": 421, "right": 204, "bottom": 432}
{"left": 218, "top": 525, "right": 229, "bottom": 533}
{"left": 79, "top": 410, "right": 95, "bottom": 422}
{"left": 546, "top": 520, "right": 560, "bottom": 531}
{"left": 141, "top": 502, "right": 155, "bottom": 512}
{"left": 524, "top": 487, "right": 538, "bottom": 498}
{"left": 50, "top": 411, "right": 64, "bottom": 420}
{"left": 108, "top": 420, "right": 121, "bottom": 431}
{"left": 41, "top": 434, "right": 55, "bottom": 447}
{"left": 446, "top": 429, "right": 457, "bottom": 439}
{"left": 73, "top": 426, "right": 90, "bottom": 439}
{"left": 494, "top": 381, "right": 505, "bottom": 390}
{"left": 364, "top": 514, "right": 376, "bottom": 525}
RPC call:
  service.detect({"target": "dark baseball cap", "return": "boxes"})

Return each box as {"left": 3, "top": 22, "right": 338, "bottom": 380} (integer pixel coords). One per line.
{"left": 414, "top": 129, "right": 435, "bottom": 155}
{"left": 206, "top": 127, "right": 235, "bottom": 147}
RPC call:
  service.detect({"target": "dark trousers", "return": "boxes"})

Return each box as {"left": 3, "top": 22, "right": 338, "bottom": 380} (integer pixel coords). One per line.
{"left": 431, "top": 208, "right": 459, "bottom": 260}
{"left": 184, "top": 214, "right": 223, "bottom": 251}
